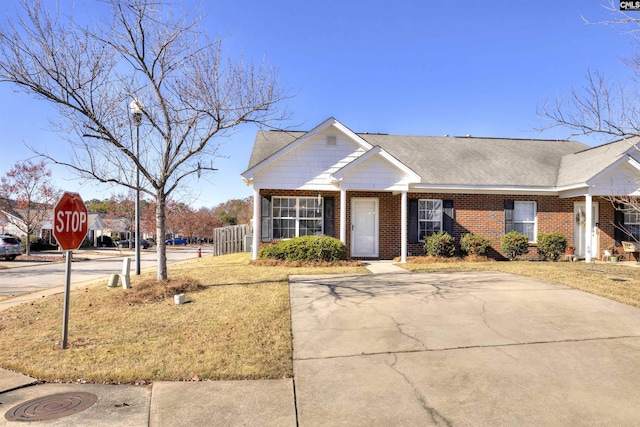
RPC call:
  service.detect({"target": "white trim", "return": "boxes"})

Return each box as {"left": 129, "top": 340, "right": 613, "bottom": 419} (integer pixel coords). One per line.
{"left": 252, "top": 190, "right": 260, "bottom": 260}
{"left": 241, "top": 117, "right": 373, "bottom": 180}
{"left": 585, "top": 195, "right": 593, "bottom": 262}
{"left": 514, "top": 201, "right": 537, "bottom": 243}
{"left": 272, "top": 196, "right": 324, "bottom": 239}
{"left": 340, "top": 189, "right": 347, "bottom": 244}
{"left": 627, "top": 155, "right": 640, "bottom": 172}
{"left": 331, "top": 146, "right": 421, "bottom": 183}
{"left": 417, "top": 199, "right": 444, "bottom": 242}
{"left": 401, "top": 191, "right": 407, "bottom": 263}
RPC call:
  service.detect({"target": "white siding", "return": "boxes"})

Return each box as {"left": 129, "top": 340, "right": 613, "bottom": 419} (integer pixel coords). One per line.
{"left": 341, "top": 155, "right": 411, "bottom": 191}
{"left": 592, "top": 162, "right": 640, "bottom": 195}
{"left": 254, "top": 129, "right": 366, "bottom": 190}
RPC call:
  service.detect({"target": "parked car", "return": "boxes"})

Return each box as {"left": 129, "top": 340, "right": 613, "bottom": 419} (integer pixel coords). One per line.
{"left": 166, "top": 237, "right": 188, "bottom": 245}
{"left": 97, "top": 235, "right": 116, "bottom": 247}
{"left": 0, "top": 235, "right": 22, "bottom": 260}
{"left": 116, "top": 238, "right": 153, "bottom": 249}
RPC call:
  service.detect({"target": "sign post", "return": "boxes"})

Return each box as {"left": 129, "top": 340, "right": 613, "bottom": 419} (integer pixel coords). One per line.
{"left": 52, "top": 192, "right": 88, "bottom": 349}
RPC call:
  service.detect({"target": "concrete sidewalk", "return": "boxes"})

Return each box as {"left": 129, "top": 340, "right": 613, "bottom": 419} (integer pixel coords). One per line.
{"left": 4, "top": 268, "right": 640, "bottom": 425}
{"left": 0, "top": 369, "right": 296, "bottom": 426}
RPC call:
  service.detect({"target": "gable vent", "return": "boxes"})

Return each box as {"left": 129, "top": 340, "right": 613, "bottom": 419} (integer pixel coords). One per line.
{"left": 326, "top": 135, "right": 337, "bottom": 146}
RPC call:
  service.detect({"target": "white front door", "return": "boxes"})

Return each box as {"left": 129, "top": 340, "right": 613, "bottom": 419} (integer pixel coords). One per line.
{"left": 574, "top": 202, "right": 599, "bottom": 258}
{"left": 351, "top": 198, "right": 379, "bottom": 257}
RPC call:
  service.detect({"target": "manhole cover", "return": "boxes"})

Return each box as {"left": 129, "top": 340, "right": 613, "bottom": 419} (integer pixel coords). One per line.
{"left": 5, "top": 392, "right": 98, "bottom": 422}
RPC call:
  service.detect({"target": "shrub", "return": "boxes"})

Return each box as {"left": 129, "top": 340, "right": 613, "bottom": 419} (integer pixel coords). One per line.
{"left": 537, "top": 232, "right": 567, "bottom": 261}
{"left": 500, "top": 231, "right": 529, "bottom": 260}
{"left": 424, "top": 231, "right": 456, "bottom": 257}
{"left": 258, "top": 235, "right": 347, "bottom": 262}
{"left": 460, "top": 233, "right": 491, "bottom": 256}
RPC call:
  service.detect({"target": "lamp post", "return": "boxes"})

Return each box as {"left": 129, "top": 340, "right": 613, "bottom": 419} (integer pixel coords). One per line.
{"left": 130, "top": 98, "right": 143, "bottom": 275}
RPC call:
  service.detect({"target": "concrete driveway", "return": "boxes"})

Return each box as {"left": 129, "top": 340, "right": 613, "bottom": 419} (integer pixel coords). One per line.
{"left": 290, "top": 271, "right": 640, "bottom": 426}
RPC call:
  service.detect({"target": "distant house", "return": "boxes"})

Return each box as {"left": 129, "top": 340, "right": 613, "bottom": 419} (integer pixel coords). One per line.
{"left": 241, "top": 117, "right": 640, "bottom": 262}
{"left": 40, "top": 212, "right": 139, "bottom": 246}
{"left": 0, "top": 203, "right": 51, "bottom": 240}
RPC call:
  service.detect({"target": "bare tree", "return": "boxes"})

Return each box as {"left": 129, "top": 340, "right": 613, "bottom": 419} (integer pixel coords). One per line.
{"left": 539, "top": 1, "right": 640, "bottom": 236}
{"left": 0, "top": 160, "right": 59, "bottom": 255}
{"left": 0, "top": 0, "right": 287, "bottom": 279}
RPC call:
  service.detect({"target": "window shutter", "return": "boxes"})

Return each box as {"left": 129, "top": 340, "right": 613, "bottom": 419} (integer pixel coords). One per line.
{"left": 408, "top": 199, "right": 418, "bottom": 243}
{"left": 261, "top": 196, "right": 272, "bottom": 242}
{"left": 443, "top": 200, "right": 454, "bottom": 235}
{"left": 504, "top": 200, "right": 514, "bottom": 233}
{"left": 323, "top": 197, "right": 335, "bottom": 237}
{"left": 614, "top": 203, "right": 626, "bottom": 245}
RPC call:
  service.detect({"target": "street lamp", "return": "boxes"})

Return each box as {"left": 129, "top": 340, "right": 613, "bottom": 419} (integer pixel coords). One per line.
{"left": 130, "top": 98, "right": 143, "bottom": 276}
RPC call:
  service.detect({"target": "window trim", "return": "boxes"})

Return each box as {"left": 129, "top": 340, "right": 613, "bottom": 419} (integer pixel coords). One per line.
{"left": 272, "top": 196, "right": 324, "bottom": 239}
{"left": 514, "top": 201, "right": 537, "bottom": 243}
{"left": 418, "top": 199, "right": 443, "bottom": 242}
{"left": 623, "top": 206, "right": 640, "bottom": 241}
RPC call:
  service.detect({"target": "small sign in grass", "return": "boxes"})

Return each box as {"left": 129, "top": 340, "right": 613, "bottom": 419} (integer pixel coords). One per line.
{"left": 0, "top": 253, "right": 369, "bottom": 383}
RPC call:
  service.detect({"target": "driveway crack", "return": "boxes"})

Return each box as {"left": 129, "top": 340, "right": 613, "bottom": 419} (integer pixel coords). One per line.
{"left": 468, "top": 293, "right": 520, "bottom": 344}
{"left": 387, "top": 354, "right": 453, "bottom": 426}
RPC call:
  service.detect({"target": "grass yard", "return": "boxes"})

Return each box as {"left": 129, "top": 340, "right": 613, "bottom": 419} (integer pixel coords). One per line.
{"left": 0, "top": 253, "right": 368, "bottom": 383}
{"left": 2, "top": 253, "right": 640, "bottom": 384}
{"left": 402, "top": 257, "right": 640, "bottom": 309}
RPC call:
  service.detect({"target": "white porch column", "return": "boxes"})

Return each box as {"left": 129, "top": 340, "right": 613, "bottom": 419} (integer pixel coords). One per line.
{"left": 401, "top": 191, "right": 407, "bottom": 263}
{"left": 340, "top": 189, "right": 347, "bottom": 245}
{"left": 252, "top": 189, "right": 260, "bottom": 260}
{"left": 585, "top": 194, "right": 593, "bottom": 262}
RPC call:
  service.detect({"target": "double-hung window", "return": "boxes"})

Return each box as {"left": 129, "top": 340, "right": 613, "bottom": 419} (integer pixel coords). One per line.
{"left": 623, "top": 208, "right": 640, "bottom": 241}
{"left": 514, "top": 201, "right": 536, "bottom": 242}
{"left": 273, "top": 197, "right": 323, "bottom": 239}
{"left": 418, "top": 199, "right": 442, "bottom": 241}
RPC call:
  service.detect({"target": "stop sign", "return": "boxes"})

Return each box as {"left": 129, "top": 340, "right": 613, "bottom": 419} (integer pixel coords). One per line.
{"left": 53, "top": 192, "right": 89, "bottom": 250}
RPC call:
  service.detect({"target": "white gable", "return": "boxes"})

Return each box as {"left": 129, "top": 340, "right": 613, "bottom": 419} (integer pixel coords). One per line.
{"left": 337, "top": 154, "right": 416, "bottom": 191}
{"left": 591, "top": 160, "right": 640, "bottom": 196}
{"left": 253, "top": 127, "right": 367, "bottom": 190}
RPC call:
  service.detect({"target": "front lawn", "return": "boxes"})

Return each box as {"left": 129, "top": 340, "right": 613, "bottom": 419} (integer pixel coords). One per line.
{"left": 0, "top": 253, "right": 368, "bottom": 383}
{"left": 402, "top": 257, "right": 640, "bottom": 309}
{"left": 2, "top": 253, "right": 639, "bottom": 384}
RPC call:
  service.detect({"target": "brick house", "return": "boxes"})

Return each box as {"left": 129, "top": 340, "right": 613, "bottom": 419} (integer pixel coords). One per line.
{"left": 241, "top": 118, "right": 640, "bottom": 262}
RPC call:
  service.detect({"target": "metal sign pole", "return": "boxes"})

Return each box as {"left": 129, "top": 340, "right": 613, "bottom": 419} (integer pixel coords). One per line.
{"left": 61, "top": 250, "right": 72, "bottom": 349}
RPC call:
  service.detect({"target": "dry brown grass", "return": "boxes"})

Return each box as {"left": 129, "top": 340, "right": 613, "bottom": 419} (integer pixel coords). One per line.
{"left": 402, "top": 258, "right": 640, "bottom": 309}
{"left": 0, "top": 253, "right": 369, "bottom": 383}
{"left": 117, "top": 278, "right": 206, "bottom": 305}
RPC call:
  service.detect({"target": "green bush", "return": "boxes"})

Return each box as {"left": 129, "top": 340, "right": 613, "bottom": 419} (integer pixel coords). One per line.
{"left": 460, "top": 233, "right": 491, "bottom": 256}
{"left": 500, "top": 231, "right": 529, "bottom": 260}
{"left": 537, "top": 232, "right": 567, "bottom": 261}
{"left": 258, "top": 235, "right": 347, "bottom": 262}
{"left": 424, "top": 231, "right": 456, "bottom": 257}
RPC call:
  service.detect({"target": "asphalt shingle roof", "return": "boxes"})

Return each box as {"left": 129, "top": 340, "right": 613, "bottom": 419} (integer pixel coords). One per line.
{"left": 246, "top": 129, "right": 592, "bottom": 187}
{"left": 556, "top": 137, "right": 640, "bottom": 186}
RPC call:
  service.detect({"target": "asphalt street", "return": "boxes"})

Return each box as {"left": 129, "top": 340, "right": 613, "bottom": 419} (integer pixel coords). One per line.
{"left": 0, "top": 247, "right": 202, "bottom": 297}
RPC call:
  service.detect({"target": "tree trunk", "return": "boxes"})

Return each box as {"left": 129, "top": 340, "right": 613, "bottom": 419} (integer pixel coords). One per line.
{"left": 25, "top": 230, "right": 31, "bottom": 256}
{"left": 156, "top": 191, "right": 168, "bottom": 280}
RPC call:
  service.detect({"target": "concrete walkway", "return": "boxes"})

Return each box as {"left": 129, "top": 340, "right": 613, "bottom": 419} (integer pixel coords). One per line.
{"left": 3, "top": 267, "right": 640, "bottom": 425}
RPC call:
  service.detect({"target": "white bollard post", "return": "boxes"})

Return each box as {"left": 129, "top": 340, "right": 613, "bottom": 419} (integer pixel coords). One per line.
{"left": 121, "top": 257, "right": 131, "bottom": 289}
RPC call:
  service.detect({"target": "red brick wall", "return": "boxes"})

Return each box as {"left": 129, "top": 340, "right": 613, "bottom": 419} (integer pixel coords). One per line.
{"left": 259, "top": 189, "right": 616, "bottom": 260}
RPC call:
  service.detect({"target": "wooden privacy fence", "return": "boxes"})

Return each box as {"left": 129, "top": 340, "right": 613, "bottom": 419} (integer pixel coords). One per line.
{"left": 212, "top": 224, "right": 251, "bottom": 256}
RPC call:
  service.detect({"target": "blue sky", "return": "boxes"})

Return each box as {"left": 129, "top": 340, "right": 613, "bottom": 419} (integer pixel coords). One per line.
{"left": 0, "top": 0, "right": 635, "bottom": 208}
